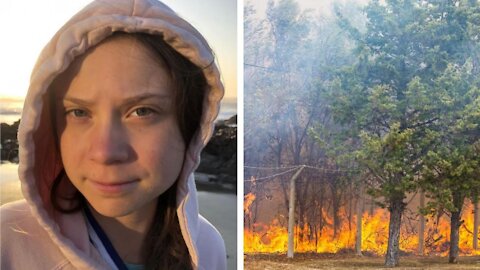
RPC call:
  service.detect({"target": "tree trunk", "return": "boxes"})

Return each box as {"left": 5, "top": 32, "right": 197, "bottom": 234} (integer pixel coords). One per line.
{"left": 333, "top": 193, "right": 340, "bottom": 238}
{"left": 449, "top": 210, "right": 461, "bottom": 263}
{"left": 385, "top": 198, "right": 405, "bottom": 267}
{"left": 331, "top": 181, "right": 341, "bottom": 238}
{"left": 318, "top": 183, "right": 325, "bottom": 236}
{"left": 418, "top": 190, "right": 425, "bottom": 256}
{"left": 349, "top": 186, "right": 353, "bottom": 233}
{"left": 253, "top": 189, "right": 259, "bottom": 225}
{"left": 298, "top": 176, "right": 311, "bottom": 242}
{"left": 355, "top": 186, "right": 364, "bottom": 256}
{"left": 298, "top": 200, "right": 305, "bottom": 242}
{"left": 449, "top": 193, "right": 464, "bottom": 264}
{"left": 312, "top": 182, "right": 319, "bottom": 249}
{"left": 474, "top": 202, "right": 479, "bottom": 250}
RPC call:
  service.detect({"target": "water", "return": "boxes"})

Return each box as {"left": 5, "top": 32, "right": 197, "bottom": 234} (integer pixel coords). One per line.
{"left": 0, "top": 98, "right": 23, "bottom": 125}
{"left": 0, "top": 162, "right": 237, "bottom": 269}
{"left": 0, "top": 114, "right": 21, "bottom": 125}
{"left": 218, "top": 98, "right": 237, "bottom": 120}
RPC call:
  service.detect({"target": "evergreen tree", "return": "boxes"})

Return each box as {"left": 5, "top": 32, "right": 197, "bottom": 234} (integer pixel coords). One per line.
{"left": 333, "top": 0, "right": 479, "bottom": 266}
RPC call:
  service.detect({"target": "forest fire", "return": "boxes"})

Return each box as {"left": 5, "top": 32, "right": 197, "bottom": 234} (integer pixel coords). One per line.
{"left": 244, "top": 194, "right": 480, "bottom": 256}
{"left": 244, "top": 0, "right": 480, "bottom": 267}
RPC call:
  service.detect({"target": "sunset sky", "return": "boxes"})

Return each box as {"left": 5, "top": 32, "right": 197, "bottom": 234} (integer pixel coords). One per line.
{"left": 0, "top": 0, "right": 237, "bottom": 123}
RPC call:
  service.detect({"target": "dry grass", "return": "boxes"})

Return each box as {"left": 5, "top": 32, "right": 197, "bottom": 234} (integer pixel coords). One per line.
{"left": 244, "top": 253, "right": 480, "bottom": 270}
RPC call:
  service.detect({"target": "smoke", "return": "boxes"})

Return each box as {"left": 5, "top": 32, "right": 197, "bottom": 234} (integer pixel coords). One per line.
{"left": 244, "top": 0, "right": 365, "bottom": 168}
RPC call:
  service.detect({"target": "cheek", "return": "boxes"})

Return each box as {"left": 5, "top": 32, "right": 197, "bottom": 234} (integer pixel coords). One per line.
{"left": 59, "top": 131, "right": 75, "bottom": 161}
{"left": 57, "top": 112, "right": 80, "bottom": 163}
{"left": 136, "top": 125, "right": 186, "bottom": 186}
{"left": 59, "top": 129, "right": 85, "bottom": 174}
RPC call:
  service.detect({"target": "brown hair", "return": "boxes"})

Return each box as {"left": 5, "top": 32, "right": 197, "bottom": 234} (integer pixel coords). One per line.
{"left": 50, "top": 32, "right": 207, "bottom": 269}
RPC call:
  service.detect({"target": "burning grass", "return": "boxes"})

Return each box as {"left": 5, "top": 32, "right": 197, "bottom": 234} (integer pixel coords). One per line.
{"left": 244, "top": 253, "right": 480, "bottom": 269}
{"left": 244, "top": 203, "right": 480, "bottom": 256}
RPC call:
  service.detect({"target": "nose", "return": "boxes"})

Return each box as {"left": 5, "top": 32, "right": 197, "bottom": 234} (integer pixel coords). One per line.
{"left": 87, "top": 119, "right": 130, "bottom": 164}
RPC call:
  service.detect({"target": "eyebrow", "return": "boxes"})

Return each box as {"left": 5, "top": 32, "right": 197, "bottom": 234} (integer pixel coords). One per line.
{"left": 62, "top": 93, "right": 173, "bottom": 107}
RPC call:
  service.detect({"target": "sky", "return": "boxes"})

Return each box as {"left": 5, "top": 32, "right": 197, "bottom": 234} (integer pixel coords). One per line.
{"left": 0, "top": 0, "right": 237, "bottom": 123}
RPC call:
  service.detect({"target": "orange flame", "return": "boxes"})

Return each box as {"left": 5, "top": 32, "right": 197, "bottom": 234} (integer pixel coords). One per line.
{"left": 244, "top": 192, "right": 256, "bottom": 217}
{"left": 244, "top": 196, "right": 480, "bottom": 256}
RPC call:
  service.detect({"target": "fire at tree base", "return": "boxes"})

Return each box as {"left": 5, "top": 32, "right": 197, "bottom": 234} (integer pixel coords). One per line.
{"left": 244, "top": 201, "right": 480, "bottom": 258}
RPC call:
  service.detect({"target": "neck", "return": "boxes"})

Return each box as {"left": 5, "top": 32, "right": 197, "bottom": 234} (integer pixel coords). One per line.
{"left": 88, "top": 199, "right": 157, "bottom": 264}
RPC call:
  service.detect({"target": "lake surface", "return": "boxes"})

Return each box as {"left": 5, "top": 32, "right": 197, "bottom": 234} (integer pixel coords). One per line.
{"left": 0, "top": 162, "right": 237, "bottom": 269}
{"left": 219, "top": 98, "right": 237, "bottom": 121}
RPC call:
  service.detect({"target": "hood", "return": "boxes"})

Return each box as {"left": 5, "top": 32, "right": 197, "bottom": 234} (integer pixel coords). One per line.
{"left": 17, "top": 0, "right": 224, "bottom": 268}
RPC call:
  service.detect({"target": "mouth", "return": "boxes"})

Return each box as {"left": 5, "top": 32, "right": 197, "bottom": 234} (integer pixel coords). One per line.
{"left": 88, "top": 179, "right": 139, "bottom": 194}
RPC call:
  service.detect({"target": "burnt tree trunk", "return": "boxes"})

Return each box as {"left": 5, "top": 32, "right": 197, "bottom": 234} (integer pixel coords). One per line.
{"left": 297, "top": 175, "right": 311, "bottom": 242}
{"left": 312, "top": 180, "right": 319, "bottom": 248}
{"left": 332, "top": 189, "right": 340, "bottom": 238}
{"left": 418, "top": 190, "right": 425, "bottom": 256}
{"left": 474, "top": 201, "right": 479, "bottom": 250}
{"left": 349, "top": 183, "right": 353, "bottom": 233}
{"left": 297, "top": 197, "right": 306, "bottom": 242}
{"left": 385, "top": 197, "right": 405, "bottom": 267}
{"left": 330, "top": 176, "right": 342, "bottom": 239}
{"left": 355, "top": 185, "right": 364, "bottom": 256}
{"left": 318, "top": 183, "right": 325, "bottom": 236}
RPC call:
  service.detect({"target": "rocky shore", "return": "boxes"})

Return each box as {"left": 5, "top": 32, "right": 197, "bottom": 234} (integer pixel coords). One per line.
{"left": 196, "top": 115, "right": 237, "bottom": 193}
{"left": 0, "top": 120, "right": 19, "bottom": 162}
{"left": 0, "top": 116, "right": 237, "bottom": 193}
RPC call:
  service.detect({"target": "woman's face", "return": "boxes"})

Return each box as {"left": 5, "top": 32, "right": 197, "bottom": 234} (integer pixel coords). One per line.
{"left": 53, "top": 35, "right": 185, "bottom": 218}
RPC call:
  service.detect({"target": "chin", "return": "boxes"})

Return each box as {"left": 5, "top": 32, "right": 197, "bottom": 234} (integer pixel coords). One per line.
{"left": 88, "top": 198, "right": 142, "bottom": 218}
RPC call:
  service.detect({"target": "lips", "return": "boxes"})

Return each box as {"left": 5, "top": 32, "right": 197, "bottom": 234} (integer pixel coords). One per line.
{"left": 88, "top": 179, "right": 139, "bottom": 194}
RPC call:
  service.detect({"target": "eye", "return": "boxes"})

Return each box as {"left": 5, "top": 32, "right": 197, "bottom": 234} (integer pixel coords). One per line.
{"left": 66, "top": 109, "right": 89, "bottom": 118}
{"left": 130, "top": 107, "right": 156, "bottom": 117}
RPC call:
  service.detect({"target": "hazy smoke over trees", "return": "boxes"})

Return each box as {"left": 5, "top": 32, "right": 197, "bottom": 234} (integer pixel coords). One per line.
{"left": 244, "top": 0, "right": 479, "bottom": 267}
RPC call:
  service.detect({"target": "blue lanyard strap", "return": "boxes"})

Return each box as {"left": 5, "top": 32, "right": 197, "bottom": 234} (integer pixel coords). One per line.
{"left": 84, "top": 206, "right": 129, "bottom": 270}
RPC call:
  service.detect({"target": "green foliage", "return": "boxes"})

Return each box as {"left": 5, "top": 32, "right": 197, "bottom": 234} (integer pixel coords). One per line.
{"left": 419, "top": 61, "right": 480, "bottom": 213}
{"left": 331, "top": 0, "right": 480, "bottom": 210}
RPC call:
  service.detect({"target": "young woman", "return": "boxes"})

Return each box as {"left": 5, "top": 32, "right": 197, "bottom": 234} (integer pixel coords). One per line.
{"left": 0, "top": 0, "right": 226, "bottom": 269}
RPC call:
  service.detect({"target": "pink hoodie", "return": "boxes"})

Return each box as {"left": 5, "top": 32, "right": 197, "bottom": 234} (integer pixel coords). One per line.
{"left": 0, "top": 0, "right": 226, "bottom": 269}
